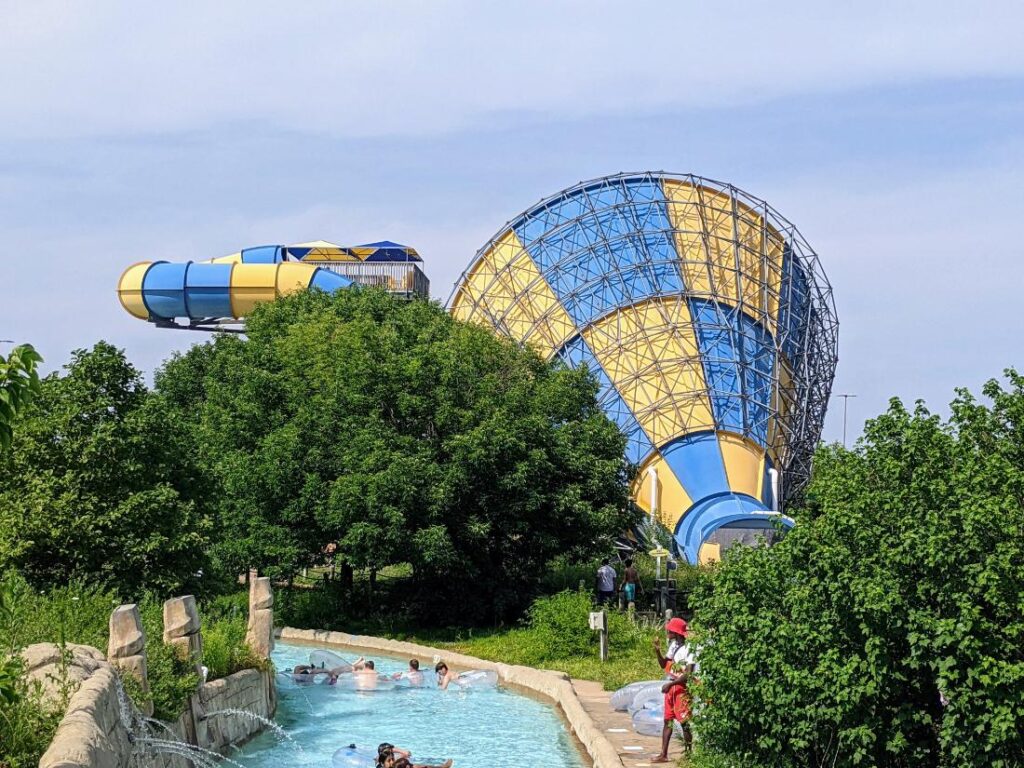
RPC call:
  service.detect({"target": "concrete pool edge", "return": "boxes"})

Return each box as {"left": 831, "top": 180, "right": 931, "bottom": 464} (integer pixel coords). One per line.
{"left": 276, "top": 626, "right": 625, "bottom": 768}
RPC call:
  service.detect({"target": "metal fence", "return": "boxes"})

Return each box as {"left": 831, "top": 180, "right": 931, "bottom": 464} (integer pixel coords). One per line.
{"left": 310, "top": 261, "right": 430, "bottom": 299}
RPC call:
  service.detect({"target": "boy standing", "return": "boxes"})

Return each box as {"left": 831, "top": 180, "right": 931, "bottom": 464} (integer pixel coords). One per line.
{"left": 652, "top": 617, "right": 695, "bottom": 761}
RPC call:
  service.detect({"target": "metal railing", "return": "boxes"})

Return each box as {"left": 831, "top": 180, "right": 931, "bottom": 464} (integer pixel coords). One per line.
{"left": 309, "top": 261, "right": 431, "bottom": 298}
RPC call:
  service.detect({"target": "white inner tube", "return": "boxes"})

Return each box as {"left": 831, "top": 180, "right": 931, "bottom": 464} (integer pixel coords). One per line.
{"left": 629, "top": 684, "right": 664, "bottom": 714}
{"left": 454, "top": 669, "right": 498, "bottom": 688}
{"left": 610, "top": 680, "right": 663, "bottom": 711}
{"left": 331, "top": 745, "right": 376, "bottom": 768}
{"left": 393, "top": 671, "right": 430, "bottom": 687}
{"left": 632, "top": 706, "right": 665, "bottom": 737}
{"left": 310, "top": 649, "right": 352, "bottom": 671}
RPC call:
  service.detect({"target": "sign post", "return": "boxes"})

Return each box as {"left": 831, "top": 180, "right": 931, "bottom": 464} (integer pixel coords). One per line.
{"left": 589, "top": 610, "right": 608, "bottom": 662}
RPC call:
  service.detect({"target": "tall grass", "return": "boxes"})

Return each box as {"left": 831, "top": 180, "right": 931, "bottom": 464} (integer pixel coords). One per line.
{"left": 0, "top": 572, "right": 263, "bottom": 737}
{"left": 407, "top": 589, "right": 666, "bottom": 690}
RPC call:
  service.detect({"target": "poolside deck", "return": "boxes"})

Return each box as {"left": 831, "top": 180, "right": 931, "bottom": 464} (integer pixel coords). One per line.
{"left": 571, "top": 679, "right": 683, "bottom": 766}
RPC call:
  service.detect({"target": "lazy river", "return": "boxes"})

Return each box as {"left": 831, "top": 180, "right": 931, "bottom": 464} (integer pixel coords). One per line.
{"left": 234, "top": 643, "right": 587, "bottom": 768}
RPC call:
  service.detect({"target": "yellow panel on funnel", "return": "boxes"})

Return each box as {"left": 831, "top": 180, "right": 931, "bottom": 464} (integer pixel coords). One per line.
{"left": 583, "top": 297, "right": 714, "bottom": 446}
{"left": 718, "top": 432, "right": 765, "bottom": 499}
{"left": 663, "top": 179, "right": 783, "bottom": 334}
{"left": 698, "top": 542, "right": 722, "bottom": 565}
{"left": 117, "top": 262, "right": 154, "bottom": 320}
{"left": 768, "top": 358, "right": 794, "bottom": 466}
{"left": 450, "top": 229, "right": 575, "bottom": 358}
{"left": 631, "top": 451, "right": 694, "bottom": 532}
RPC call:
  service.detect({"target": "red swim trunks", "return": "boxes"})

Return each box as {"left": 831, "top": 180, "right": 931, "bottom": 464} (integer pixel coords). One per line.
{"left": 664, "top": 684, "right": 691, "bottom": 723}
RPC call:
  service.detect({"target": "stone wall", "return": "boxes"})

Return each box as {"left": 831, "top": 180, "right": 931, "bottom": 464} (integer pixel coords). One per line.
{"left": 35, "top": 575, "right": 277, "bottom": 768}
{"left": 195, "top": 668, "right": 277, "bottom": 754}
{"left": 278, "top": 626, "right": 625, "bottom": 768}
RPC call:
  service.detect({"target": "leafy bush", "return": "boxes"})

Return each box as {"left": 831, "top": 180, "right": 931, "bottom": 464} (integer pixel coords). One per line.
{"left": 144, "top": 637, "right": 199, "bottom": 722}
{"left": 157, "top": 289, "right": 634, "bottom": 623}
{"left": 0, "top": 343, "right": 213, "bottom": 596}
{"left": 0, "top": 570, "right": 116, "bottom": 651}
{"left": 691, "top": 372, "right": 1024, "bottom": 768}
{"left": 525, "top": 590, "right": 596, "bottom": 661}
{"left": 202, "top": 614, "right": 265, "bottom": 681}
{"left": 0, "top": 662, "right": 65, "bottom": 768}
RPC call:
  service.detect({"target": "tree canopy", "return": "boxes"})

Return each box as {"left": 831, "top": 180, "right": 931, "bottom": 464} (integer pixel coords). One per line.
{"left": 691, "top": 370, "right": 1024, "bottom": 768}
{"left": 0, "top": 342, "right": 212, "bottom": 595}
{"left": 0, "top": 343, "right": 41, "bottom": 452}
{"left": 157, "top": 289, "right": 634, "bottom": 621}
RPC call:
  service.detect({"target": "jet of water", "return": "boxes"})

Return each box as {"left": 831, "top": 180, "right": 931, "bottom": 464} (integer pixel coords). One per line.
{"left": 202, "top": 709, "right": 304, "bottom": 753}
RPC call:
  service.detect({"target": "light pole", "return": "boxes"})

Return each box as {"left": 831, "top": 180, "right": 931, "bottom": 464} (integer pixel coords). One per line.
{"left": 835, "top": 394, "right": 857, "bottom": 447}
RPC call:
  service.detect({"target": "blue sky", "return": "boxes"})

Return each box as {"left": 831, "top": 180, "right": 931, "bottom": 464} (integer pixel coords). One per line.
{"left": 1, "top": 1, "right": 1021, "bottom": 443}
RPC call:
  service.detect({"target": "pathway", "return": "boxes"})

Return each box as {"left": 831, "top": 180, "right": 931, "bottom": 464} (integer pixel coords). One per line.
{"left": 570, "top": 678, "right": 682, "bottom": 767}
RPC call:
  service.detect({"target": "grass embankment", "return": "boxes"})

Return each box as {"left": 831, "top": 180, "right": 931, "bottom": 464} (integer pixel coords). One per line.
{"left": 397, "top": 590, "right": 664, "bottom": 691}
{"left": 279, "top": 554, "right": 703, "bottom": 691}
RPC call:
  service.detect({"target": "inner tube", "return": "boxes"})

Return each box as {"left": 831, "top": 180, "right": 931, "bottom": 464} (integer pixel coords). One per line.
{"left": 393, "top": 671, "right": 430, "bottom": 687}
{"left": 454, "top": 669, "right": 498, "bottom": 688}
{"left": 629, "top": 684, "right": 664, "bottom": 714}
{"left": 311, "top": 649, "right": 351, "bottom": 671}
{"left": 632, "top": 706, "right": 665, "bottom": 737}
{"left": 330, "top": 673, "right": 396, "bottom": 691}
{"left": 610, "top": 680, "right": 663, "bottom": 711}
{"left": 332, "top": 745, "right": 376, "bottom": 768}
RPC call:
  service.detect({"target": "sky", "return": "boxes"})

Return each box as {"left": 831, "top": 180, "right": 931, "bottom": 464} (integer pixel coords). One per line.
{"left": 1, "top": 0, "right": 1022, "bottom": 443}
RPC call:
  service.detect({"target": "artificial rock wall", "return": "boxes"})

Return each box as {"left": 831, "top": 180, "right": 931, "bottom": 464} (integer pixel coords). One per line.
{"left": 35, "top": 576, "right": 277, "bottom": 768}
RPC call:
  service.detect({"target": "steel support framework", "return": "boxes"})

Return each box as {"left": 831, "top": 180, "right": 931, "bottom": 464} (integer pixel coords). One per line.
{"left": 447, "top": 172, "right": 839, "bottom": 511}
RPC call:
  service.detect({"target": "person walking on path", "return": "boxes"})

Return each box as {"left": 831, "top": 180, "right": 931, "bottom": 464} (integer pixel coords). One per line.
{"left": 652, "top": 617, "right": 695, "bottom": 762}
{"left": 623, "top": 558, "right": 641, "bottom": 608}
{"left": 596, "top": 558, "right": 617, "bottom": 605}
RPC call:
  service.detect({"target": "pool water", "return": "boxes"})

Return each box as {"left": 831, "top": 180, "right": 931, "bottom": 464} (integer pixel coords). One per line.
{"left": 233, "top": 643, "right": 587, "bottom": 768}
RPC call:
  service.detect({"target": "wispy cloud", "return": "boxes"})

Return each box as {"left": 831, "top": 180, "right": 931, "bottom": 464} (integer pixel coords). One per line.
{"left": 2, "top": 1, "right": 1022, "bottom": 139}
{"left": 1, "top": 3, "right": 1021, "bottom": 444}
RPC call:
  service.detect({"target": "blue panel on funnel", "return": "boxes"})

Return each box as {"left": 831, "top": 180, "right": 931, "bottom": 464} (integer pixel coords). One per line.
{"left": 514, "top": 178, "right": 682, "bottom": 327}
{"left": 240, "top": 245, "right": 284, "bottom": 263}
{"left": 674, "top": 492, "right": 779, "bottom": 564}
{"left": 661, "top": 432, "right": 728, "bottom": 504}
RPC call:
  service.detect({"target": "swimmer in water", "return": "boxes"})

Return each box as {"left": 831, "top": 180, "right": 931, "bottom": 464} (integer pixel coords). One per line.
{"left": 290, "top": 663, "right": 328, "bottom": 683}
{"left": 391, "top": 658, "right": 424, "bottom": 683}
{"left": 434, "top": 661, "right": 459, "bottom": 690}
{"left": 331, "top": 659, "right": 378, "bottom": 686}
{"left": 377, "top": 743, "right": 453, "bottom": 768}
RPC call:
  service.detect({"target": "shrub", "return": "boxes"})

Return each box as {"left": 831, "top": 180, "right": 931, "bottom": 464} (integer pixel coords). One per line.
{"left": 144, "top": 638, "right": 199, "bottom": 722}
{"left": 0, "top": 664, "right": 65, "bottom": 768}
{"left": 691, "top": 374, "right": 1024, "bottom": 768}
{"left": 525, "top": 590, "right": 596, "bottom": 661}
{"left": 202, "top": 614, "right": 265, "bottom": 681}
{"left": 0, "top": 570, "right": 117, "bottom": 652}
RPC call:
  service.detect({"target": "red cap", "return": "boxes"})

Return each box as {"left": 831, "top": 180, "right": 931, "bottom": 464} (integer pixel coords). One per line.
{"left": 665, "top": 617, "right": 688, "bottom": 636}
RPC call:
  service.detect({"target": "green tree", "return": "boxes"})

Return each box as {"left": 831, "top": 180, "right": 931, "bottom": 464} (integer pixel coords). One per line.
{"left": 0, "top": 342, "right": 211, "bottom": 595}
{"left": 158, "top": 289, "right": 634, "bottom": 621}
{"left": 691, "top": 370, "right": 1024, "bottom": 768}
{"left": 0, "top": 343, "right": 42, "bottom": 451}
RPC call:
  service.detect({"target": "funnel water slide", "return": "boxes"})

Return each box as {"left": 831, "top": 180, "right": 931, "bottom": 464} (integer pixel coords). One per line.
{"left": 449, "top": 172, "right": 838, "bottom": 563}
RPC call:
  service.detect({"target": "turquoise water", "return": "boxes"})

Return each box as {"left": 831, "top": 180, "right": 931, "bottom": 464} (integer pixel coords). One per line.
{"left": 233, "top": 643, "right": 587, "bottom": 768}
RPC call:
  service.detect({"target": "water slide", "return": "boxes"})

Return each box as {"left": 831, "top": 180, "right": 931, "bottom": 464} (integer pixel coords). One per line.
{"left": 117, "top": 245, "right": 352, "bottom": 323}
